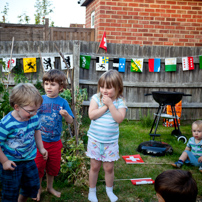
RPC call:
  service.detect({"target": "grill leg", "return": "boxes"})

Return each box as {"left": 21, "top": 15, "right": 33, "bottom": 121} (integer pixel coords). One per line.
{"left": 171, "top": 105, "right": 181, "bottom": 133}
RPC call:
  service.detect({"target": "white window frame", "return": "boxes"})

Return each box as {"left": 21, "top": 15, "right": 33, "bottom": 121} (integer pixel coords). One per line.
{"left": 91, "top": 11, "right": 95, "bottom": 28}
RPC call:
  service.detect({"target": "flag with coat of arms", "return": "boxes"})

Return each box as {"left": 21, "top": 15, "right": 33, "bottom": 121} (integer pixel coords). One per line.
{"left": 2, "top": 58, "right": 16, "bottom": 72}
{"left": 165, "top": 58, "right": 177, "bottom": 72}
{"left": 96, "top": 56, "right": 109, "bottom": 71}
{"left": 199, "top": 55, "right": 202, "bottom": 69}
{"left": 131, "top": 58, "right": 144, "bottom": 72}
{"left": 182, "top": 57, "right": 194, "bottom": 71}
{"left": 80, "top": 55, "right": 91, "bottom": 69}
{"left": 113, "top": 58, "right": 126, "bottom": 72}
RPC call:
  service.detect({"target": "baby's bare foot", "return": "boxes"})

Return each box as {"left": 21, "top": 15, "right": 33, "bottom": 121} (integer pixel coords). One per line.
{"left": 47, "top": 187, "right": 61, "bottom": 198}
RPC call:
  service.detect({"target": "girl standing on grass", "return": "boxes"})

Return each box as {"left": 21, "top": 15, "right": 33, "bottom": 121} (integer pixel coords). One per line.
{"left": 86, "top": 70, "right": 127, "bottom": 202}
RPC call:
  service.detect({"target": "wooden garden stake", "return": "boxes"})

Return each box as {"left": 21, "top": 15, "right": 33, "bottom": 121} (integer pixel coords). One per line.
{"left": 54, "top": 43, "right": 78, "bottom": 145}
{"left": 6, "top": 37, "right": 14, "bottom": 89}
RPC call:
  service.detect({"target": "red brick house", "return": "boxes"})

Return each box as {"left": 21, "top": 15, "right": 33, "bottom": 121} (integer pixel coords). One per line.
{"left": 79, "top": 0, "right": 202, "bottom": 47}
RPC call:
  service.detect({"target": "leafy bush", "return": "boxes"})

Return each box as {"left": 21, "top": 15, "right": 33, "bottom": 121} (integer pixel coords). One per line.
{"left": 60, "top": 137, "right": 89, "bottom": 187}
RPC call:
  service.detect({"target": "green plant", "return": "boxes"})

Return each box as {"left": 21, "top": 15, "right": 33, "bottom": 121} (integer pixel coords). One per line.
{"left": 60, "top": 87, "right": 87, "bottom": 138}
{"left": 34, "top": 0, "right": 54, "bottom": 24}
{"left": 139, "top": 109, "right": 153, "bottom": 128}
{"left": 0, "top": 83, "right": 13, "bottom": 119}
{"left": 60, "top": 137, "right": 89, "bottom": 187}
{"left": 1, "top": 2, "right": 9, "bottom": 23}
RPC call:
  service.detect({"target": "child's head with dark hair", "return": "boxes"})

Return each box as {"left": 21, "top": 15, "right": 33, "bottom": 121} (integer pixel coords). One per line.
{"left": 154, "top": 170, "right": 198, "bottom": 202}
{"left": 97, "top": 69, "right": 123, "bottom": 100}
{"left": 42, "top": 69, "right": 68, "bottom": 90}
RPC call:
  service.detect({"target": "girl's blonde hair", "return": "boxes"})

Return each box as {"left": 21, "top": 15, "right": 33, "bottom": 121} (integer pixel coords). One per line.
{"left": 97, "top": 69, "right": 123, "bottom": 100}
{"left": 9, "top": 83, "right": 43, "bottom": 108}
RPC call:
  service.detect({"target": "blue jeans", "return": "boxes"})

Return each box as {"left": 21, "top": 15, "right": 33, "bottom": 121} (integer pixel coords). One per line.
{"left": 184, "top": 150, "right": 202, "bottom": 167}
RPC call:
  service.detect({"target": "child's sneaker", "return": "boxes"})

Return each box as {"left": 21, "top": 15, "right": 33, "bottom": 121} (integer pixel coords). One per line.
{"left": 199, "top": 166, "right": 202, "bottom": 173}
{"left": 171, "top": 160, "right": 183, "bottom": 168}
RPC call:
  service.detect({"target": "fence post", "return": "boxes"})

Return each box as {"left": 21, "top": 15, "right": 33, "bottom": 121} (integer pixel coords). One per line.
{"left": 73, "top": 40, "right": 80, "bottom": 92}
{"left": 45, "top": 18, "right": 49, "bottom": 41}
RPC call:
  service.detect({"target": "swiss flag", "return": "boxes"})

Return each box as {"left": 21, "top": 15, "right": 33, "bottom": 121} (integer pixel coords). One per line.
{"left": 99, "top": 31, "right": 107, "bottom": 52}
{"left": 131, "top": 178, "right": 154, "bottom": 185}
{"left": 122, "top": 154, "right": 144, "bottom": 164}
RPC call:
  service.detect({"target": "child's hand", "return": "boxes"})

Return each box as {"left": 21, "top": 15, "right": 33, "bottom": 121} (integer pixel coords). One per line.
{"left": 3, "top": 160, "right": 17, "bottom": 171}
{"left": 59, "top": 108, "right": 69, "bottom": 117}
{"left": 198, "top": 156, "right": 202, "bottom": 163}
{"left": 102, "top": 95, "right": 113, "bottom": 107}
{"left": 40, "top": 148, "right": 48, "bottom": 160}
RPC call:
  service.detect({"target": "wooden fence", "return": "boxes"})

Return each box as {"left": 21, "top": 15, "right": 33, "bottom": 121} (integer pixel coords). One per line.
{"left": 1, "top": 40, "right": 202, "bottom": 121}
{"left": 0, "top": 19, "right": 95, "bottom": 42}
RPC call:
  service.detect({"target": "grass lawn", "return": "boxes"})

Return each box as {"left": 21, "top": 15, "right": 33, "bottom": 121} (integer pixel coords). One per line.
{"left": 4, "top": 119, "right": 202, "bottom": 201}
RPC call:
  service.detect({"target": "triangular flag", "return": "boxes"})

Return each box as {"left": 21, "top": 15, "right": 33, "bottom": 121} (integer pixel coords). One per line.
{"left": 96, "top": 56, "right": 109, "bottom": 71}
{"left": 122, "top": 154, "right": 144, "bottom": 164}
{"left": 149, "top": 58, "right": 161, "bottom": 72}
{"left": 165, "top": 58, "right": 177, "bottom": 72}
{"left": 182, "top": 57, "right": 194, "bottom": 71}
{"left": 2, "top": 58, "right": 16, "bottom": 72}
{"left": 119, "top": 58, "right": 126, "bottom": 72}
{"left": 99, "top": 31, "right": 107, "bottom": 52}
{"left": 80, "top": 55, "right": 91, "bottom": 69}
{"left": 23, "top": 58, "right": 37, "bottom": 73}
{"left": 131, "top": 178, "right": 154, "bottom": 185}
{"left": 42, "top": 57, "right": 55, "bottom": 72}
{"left": 199, "top": 56, "right": 202, "bottom": 69}
{"left": 131, "top": 58, "right": 144, "bottom": 72}
{"left": 61, "top": 55, "right": 73, "bottom": 70}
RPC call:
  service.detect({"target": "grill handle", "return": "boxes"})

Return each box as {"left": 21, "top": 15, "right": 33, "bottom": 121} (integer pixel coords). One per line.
{"left": 183, "top": 93, "right": 192, "bottom": 96}
{"left": 144, "top": 93, "right": 152, "bottom": 96}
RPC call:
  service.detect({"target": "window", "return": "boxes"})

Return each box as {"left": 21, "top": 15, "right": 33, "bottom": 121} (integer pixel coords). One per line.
{"left": 91, "top": 11, "right": 95, "bottom": 28}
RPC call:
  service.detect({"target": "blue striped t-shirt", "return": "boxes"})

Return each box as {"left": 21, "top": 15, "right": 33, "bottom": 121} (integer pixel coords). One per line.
{"left": 0, "top": 111, "right": 40, "bottom": 161}
{"left": 187, "top": 137, "right": 202, "bottom": 158}
{"left": 87, "top": 93, "right": 127, "bottom": 143}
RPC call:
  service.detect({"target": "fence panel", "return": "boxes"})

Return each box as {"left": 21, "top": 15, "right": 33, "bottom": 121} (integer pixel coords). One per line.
{"left": 0, "top": 40, "right": 202, "bottom": 120}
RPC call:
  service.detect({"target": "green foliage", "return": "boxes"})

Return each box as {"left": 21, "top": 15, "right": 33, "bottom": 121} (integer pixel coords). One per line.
{"left": 0, "top": 83, "right": 13, "bottom": 119}
{"left": 34, "top": 0, "right": 54, "bottom": 24}
{"left": 34, "top": 81, "right": 45, "bottom": 95}
{"left": 139, "top": 109, "right": 153, "bottom": 128}
{"left": 13, "top": 65, "right": 29, "bottom": 84}
{"left": 60, "top": 87, "right": 88, "bottom": 137}
{"left": 1, "top": 2, "right": 9, "bottom": 23}
{"left": 18, "top": 12, "right": 30, "bottom": 24}
{"left": 59, "top": 88, "right": 72, "bottom": 104}
{"left": 60, "top": 137, "right": 89, "bottom": 187}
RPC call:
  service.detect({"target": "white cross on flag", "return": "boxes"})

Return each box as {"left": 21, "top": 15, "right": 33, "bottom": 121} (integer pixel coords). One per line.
{"left": 122, "top": 154, "right": 144, "bottom": 164}
{"left": 131, "top": 178, "right": 154, "bottom": 185}
{"left": 99, "top": 31, "right": 107, "bottom": 52}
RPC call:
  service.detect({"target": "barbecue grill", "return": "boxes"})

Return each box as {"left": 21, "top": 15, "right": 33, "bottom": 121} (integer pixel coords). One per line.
{"left": 137, "top": 91, "right": 191, "bottom": 156}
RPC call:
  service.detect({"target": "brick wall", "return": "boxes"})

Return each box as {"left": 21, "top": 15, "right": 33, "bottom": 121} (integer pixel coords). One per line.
{"left": 85, "top": 0, "right": 202, "bottom": 47}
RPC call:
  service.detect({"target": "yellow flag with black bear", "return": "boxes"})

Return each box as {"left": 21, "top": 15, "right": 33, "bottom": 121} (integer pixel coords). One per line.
{"left": 23, "top": 58, "right": 37, "bottom": 73}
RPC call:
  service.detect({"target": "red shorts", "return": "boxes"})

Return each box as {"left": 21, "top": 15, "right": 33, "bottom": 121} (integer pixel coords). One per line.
{"left": 35, "top": 140, "right": 63, "bottom": 178}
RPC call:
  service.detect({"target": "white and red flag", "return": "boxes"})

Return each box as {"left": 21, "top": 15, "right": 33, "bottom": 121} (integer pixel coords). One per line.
{"left": 122, "top": 154, "right": 144, "bottom": 164}
{"left": 131, "top": 178, "right": 154, "bottom": 185}
{"left": 2, "top": 58, "right": 16, "bottom": 72}
{"left": 182, "top": 57, "right": 194, "bottom": 71}
{"left": 99, "top": 31, "right": 107, "bottom": 52}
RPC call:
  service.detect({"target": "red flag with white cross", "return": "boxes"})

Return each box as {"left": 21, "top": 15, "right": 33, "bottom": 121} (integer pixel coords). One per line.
{"left": 99, "top": 31, "right": 107, "bottom": 52}
{"left": 122, "top": 154, "right": 144, "bottom": 164}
